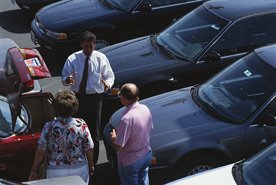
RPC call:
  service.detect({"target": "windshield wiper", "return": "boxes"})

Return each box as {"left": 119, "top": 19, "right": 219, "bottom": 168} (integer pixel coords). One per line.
{"left": 156, "top": 41, "right": 176, "bottom": 59}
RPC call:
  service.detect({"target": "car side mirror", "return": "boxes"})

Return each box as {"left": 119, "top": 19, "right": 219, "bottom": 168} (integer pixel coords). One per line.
{"left": 137, "top": 2, "right": 152, "bottom": 12}
{"left": 203, "top": 51, "right": 221, "bottom": 63}
{"left": 255, "top": 112, "right": 276, "bottom": 126}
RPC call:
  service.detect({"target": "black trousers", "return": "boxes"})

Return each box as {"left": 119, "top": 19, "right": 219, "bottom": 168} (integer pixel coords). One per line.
{"left": 76, "top": 93, "right": 103, "bottom": 165}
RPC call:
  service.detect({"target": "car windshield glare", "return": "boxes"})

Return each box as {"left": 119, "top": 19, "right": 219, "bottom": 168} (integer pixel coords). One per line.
{"left": 242, "top": 143, "right": 276, "bottom": 185}
{"left": 108, "top": 0, "right": 140, "bottom": 11}
{"left": 156, "top": 6, "right": 229, "bottom": 60}
{"left": 0, "top": 95, "right": 28, "bottom": 138}
{"left": 197, "top": 52, "right": 276, "bottom": 123}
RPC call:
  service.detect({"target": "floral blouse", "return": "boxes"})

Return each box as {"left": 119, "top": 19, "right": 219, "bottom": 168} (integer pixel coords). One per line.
{"left": 38, "top": 117, "right": 94, "bottom": 166}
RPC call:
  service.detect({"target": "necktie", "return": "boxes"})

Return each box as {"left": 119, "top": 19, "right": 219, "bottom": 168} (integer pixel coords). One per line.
{"left": 79, "top": 56, "right": 89, "bottom": 97}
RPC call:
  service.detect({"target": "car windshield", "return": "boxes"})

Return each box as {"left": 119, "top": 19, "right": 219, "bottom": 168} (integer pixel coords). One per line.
{"left": 156, "top": 6, "right": 229, "bottom": 60}
{"left": 196, "top": 52, "right": 276, "bottom": 123}
{"left": 107, "top": 0, "right": 140, "bottom": 11}
{"left": 0, "top": 95, "right": 29, "bottom": 138}
{"left": 241, "top": 142, "right": 276, "bottom": 185}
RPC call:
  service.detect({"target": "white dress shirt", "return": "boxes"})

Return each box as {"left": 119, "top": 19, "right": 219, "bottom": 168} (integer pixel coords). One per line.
{"left": 61, "top": 50, "right": 115, "bottom": 94}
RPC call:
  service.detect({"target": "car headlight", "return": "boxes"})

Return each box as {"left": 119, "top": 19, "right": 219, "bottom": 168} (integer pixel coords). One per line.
{"left": 45, "top": 29, "right": 67, "bottom": 40}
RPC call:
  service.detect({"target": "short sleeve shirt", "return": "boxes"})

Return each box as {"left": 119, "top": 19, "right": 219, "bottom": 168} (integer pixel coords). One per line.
{"left": 115, "top": 102, "right": 153, "bottom": 166}
{"left": 38, "top": 117, "right": 94, "bottom": 166}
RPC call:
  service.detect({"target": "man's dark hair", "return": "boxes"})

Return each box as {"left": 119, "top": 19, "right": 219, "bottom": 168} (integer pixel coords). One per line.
{"left": 80, "top": 31, "right": 96, "bottom": 43}
{"left": 120, "top": 83, "right": 139, "bottom": 101}
{"left": 53, "top": 90, "right": 79, "bottom": 117}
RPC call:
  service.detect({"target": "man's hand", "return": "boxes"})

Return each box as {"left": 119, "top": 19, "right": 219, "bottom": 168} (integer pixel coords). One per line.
{"left": 110, "top": 129, "right": 116, "bottom": 141}
{"left": 65, "top": 72, "right": 77, "bottom": 85}
{"left": 102, "top": 79, "right": 110, "bottom": 92}
{"left": 110, "top": 129, "right": 123, "bottom": 151}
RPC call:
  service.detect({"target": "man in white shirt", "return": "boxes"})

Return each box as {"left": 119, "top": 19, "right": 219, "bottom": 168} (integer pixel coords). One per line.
{"left": 61, "top": 31, "right": 115, "bottom": 164}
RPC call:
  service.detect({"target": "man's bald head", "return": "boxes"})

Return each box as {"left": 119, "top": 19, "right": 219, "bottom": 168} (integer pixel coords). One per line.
{"left": 120, "top": 83, "right": 139, "bottom": 101}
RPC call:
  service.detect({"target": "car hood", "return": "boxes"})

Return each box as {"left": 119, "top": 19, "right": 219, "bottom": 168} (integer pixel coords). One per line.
{"left": 166, "top": 164, "right": 236, "bottom": 185}
{"left": 36, "top": 0, "right": 118, "bottom": 30}
{"left": 101, "top": 36, "right": 182, "bottom": 84}
{"left": 110, "top": 86, "right": 231, "bottom": 145}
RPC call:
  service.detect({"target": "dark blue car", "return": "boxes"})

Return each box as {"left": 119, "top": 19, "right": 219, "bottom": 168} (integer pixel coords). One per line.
{"left": 30, "top": 0, "right": 207, "bottom": 51}
{"left": 104, "top": 42, "right": 276, "bottom": 180}
{"left": 99, "top": 0, "right": 276, "bottom": 127}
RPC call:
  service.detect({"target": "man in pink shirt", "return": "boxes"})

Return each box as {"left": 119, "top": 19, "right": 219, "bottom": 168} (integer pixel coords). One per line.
{"left": 110, "top": 83, "right": 153, "bottom": 185}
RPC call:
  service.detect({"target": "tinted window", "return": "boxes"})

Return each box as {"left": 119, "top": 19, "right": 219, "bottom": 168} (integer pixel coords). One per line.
{"left": 109, "top": 0, "right": 140, "bottom": 11}
{"left": 212, "top": 13, "right": 276, "bottom": 56}
{"left": 243, "top": 143, "right": 276, "bottom": 185}
{"left": 0, "top": 95, "right": 29, "bottom": 138}
{"left": 157, "top": 6, "right": 229, "bottom": 60}
{"left": 197, "top": 53, "right": 276, "bottom": 123}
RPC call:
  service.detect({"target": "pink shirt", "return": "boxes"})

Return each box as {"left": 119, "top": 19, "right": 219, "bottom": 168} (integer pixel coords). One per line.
{"left": 115, "top": 102, "right": 153, "bottom": 166}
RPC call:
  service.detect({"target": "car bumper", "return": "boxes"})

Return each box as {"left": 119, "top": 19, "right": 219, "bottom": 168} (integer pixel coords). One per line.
{"left": 30, "top": 20, "right": 79, "bottom": 52}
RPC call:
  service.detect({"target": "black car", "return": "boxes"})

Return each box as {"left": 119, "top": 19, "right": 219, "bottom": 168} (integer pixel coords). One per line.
{"left": 99, "top": 0, "right": 276, "bottom": 126}
{"left": 104, "top": 40, "right": 276, "bottom": 181}
{"left": 12, "top": 0, "right": 59, "bottom": 11}
{"left": 30, "top": 0, "right": 207, "bottom": 51}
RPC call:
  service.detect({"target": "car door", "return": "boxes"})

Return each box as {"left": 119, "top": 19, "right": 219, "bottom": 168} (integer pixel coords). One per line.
{"left": 1, "top": 93, "right": 55, "bottom": 181}
{"left": 205, "top": 12, "right": 276, "bottom": 74}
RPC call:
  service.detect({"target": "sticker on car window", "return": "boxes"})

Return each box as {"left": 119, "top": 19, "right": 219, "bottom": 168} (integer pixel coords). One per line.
{"left": 244, "top": 70, "right": 252, "bottom": 77}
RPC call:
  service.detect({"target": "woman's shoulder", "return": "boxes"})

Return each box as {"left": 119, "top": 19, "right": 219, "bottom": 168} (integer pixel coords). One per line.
{"left": 72, "top": 117, "right": 88, "bottom": 127}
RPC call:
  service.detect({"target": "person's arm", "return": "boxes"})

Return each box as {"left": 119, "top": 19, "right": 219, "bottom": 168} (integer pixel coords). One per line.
{"left": 101, "top": 55, "right": 115, "bottom": 89}
{"left": 61, "top": 57, "right": 75, "bottom": 86}
{"left": 85, "top": 148, "right": 95, "bottom": 176}
{"left": 110, "top": 129, "right": 123, "bottom": 151}
{"left": 29, "top": 148, "right": 46, "bottom": 181}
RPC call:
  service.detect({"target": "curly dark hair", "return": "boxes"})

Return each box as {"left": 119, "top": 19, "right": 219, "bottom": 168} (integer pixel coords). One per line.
{"left": 53, "top": 90, "right": 79, "bottom": 117}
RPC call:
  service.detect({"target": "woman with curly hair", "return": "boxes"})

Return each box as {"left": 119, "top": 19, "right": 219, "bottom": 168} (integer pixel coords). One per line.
{"left": 29, "top": 90, "right": 94, "bottom": 184}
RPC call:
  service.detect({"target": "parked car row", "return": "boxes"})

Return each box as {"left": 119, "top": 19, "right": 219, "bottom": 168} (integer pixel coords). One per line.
{"left": 4, "top": 0, "right": 276, "bottom": 183}
{"left": 100, "top": 0, "right": 276, "bottom": 129}
{"left": 104, "top": 38, "right": 276, "bottom": 181}
{"left": 30, "top": 0, "right": 207, "bottom": 51}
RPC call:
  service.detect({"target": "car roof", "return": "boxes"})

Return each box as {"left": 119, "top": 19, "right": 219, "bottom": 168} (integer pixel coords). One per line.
{"left": 205, "top": 0, "right": 276, "bottom": 21}
{"left": 0, "top": 38, "right": 18, "bottom": 68}
{"left": 254, "top": 44, "right": 276, "bottom": 69}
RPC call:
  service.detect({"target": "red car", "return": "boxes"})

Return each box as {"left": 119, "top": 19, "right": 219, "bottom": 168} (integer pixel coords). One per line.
{"left": 0, "top": 38, "right": 54, "bottom": 181}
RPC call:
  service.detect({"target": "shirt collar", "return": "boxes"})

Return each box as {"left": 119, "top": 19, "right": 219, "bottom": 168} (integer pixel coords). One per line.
{"left": 125, "top": 101, "right": 139, "bottom": 111}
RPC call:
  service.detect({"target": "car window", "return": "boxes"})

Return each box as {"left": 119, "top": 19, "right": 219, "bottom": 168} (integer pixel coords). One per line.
{"left": 0, "top": 95, "right": 29, "bottom": 138}
{"left": 157, "top": 6, "right": 229, "bottom": 60}
{"left": 262, "top": 98, "right": 276, "bottom": 117}
{"left": 212, "top": 13, "right": 276, "bottom": 56}
{"left": 243, "top": 142, "right": 276, "bottom": 185}
{"left": 197, "top": 53, "right": 276, "bottom": 123}
{"left": 109, "top": 0, "right": 140, "bottom": 11}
